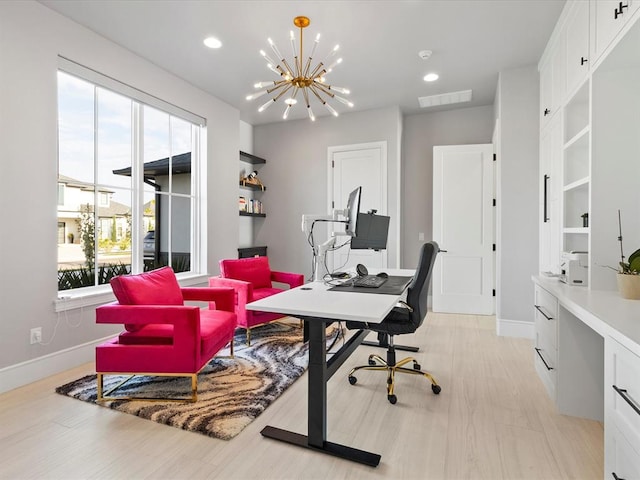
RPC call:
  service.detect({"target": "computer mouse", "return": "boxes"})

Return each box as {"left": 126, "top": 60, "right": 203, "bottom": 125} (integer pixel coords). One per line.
{"left": 376, "top": 272, "right": 388, "bottom": 278}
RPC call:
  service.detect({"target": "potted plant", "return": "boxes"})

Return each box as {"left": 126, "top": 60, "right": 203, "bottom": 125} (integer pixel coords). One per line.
{"left": 615, "top": 210, "right": 640, "bottom": 299}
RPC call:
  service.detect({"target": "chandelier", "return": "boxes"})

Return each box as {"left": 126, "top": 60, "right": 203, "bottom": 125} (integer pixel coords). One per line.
{"left": 246, "top": 16, "right": 353, "bottom": 121}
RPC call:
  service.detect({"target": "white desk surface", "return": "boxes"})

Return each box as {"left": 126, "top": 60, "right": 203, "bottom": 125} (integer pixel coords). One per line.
{"left": 247, "top": 268, "right": 414, "bottom": 324}
{"left": 533, "top": 275, "right": 640, "bottom": 357}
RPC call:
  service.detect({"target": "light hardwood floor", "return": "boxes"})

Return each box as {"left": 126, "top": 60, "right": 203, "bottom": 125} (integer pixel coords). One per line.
{"left": 0, "top": 313, "right": 603, "bottom": 479}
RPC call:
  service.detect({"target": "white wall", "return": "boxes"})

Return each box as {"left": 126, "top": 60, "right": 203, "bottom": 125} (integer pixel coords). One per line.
{"left": 0, "top": 1, "right": 240, "bottom": 389}
{"left": 495, "top": 66, "right": 540, "bottom": 336}
{"left": 253, "top": 107, "right": 402, "bottom": 277}
{"left": 402, "top": 106, "right": 495, "bottom": 268}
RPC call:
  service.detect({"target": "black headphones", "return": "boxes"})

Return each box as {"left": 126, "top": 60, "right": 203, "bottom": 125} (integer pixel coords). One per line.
{"left": 356, "top": 264, "right": 368, "bottom": 276}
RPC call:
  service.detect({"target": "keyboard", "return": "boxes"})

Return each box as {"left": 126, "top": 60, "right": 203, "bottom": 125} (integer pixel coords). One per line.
{"left": 352, "top": 275, "right": 388, "bottom": 288}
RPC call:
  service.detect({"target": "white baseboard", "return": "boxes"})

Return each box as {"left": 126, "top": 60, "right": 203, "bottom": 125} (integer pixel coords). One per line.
{"left": 0, "top": 335, "right": 112, "bottom": 395}
{"left": 497, "top": 318, "right": 534, "bottom": 339}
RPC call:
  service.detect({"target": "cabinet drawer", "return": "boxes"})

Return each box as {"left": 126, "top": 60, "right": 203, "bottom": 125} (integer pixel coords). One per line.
{"left": 534, "top": 285, "right": 558, "bottom": 349}
{"left": 606, "top": 337, "right": 640, "bottom": 455}
{"left": 606, "top": 421, "right": 640, "bottom": 480}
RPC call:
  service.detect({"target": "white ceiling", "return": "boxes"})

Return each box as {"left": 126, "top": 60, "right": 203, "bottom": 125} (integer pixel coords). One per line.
{"left": 40, "top": 0, "right": 565, "bottom": 126}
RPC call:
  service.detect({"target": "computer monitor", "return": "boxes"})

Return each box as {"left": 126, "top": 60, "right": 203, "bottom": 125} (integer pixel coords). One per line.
{"left": 351, "top": 212, "right": 390, "bottom": 250}
{"left": 344, "top": 186, "right": 362, "bottom": 237}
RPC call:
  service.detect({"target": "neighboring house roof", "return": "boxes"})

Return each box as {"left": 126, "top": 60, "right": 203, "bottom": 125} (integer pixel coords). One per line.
{"left": 97, "top": 200, "right": 130, "bottom": 218}
{"left": 58, "top": 174, "right": 115, "bottom": 194}
{"left": 112, "top": 152, "right": 191, "bottom": 178}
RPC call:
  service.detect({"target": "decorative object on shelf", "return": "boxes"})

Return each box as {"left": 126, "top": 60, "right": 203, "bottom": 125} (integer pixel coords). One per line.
{"left": 581, "top": 212, "right": 589, "bottom": 228}
{"left": 239, "top": 196, "right": 247, "bottom": 212}
{"left": 613, "top": 209, "right": 640, "bottom": 299}
{"left": 246, "top": 16, "right": 353, "bottom": 121}
{"left": 240, "top": 170, "right": 265, "bottom": 190}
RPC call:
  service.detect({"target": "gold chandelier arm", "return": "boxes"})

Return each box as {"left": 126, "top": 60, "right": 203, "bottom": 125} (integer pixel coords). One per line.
{"left": 281, "top": 59, "right": 296, "bottom": 78}
{"left": 308, "top": 62, "right": 326, "bottom": 80}
{"left": 302, "top": 57, "right": 313, "bottom": 78}
{"left": 302, "top": 87, "right": 311, "bottom": 107}
{"left": 273, "top": 82, "right": 294, "bottom": 101}
{"left": 309, "top": 84, "right": 329, "bottom": 105}
{"left": 313, "top": 81, "right": 336, "bottom": 99}
{"left": 266, "top": 80, "right": 289, "bottom": 95}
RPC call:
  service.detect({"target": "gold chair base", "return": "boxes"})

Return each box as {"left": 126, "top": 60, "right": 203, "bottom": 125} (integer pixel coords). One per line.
{"left": 348, "top": 353, "right": 440, "bottom": 400}
{"left": 97, "top": 372, "right": 198, "bottom": 403}
{"left": 96, "top": 338, "right": 235, "bottom": 403}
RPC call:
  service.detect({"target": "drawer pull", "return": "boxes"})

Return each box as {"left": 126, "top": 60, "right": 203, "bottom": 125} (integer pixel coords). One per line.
{"left": 612, "top": 473, "right": 624, "bottom": 480}
{"left": 613, "top": 385, "right": 640, "bottom": 417}
{"left": 534, "top": 304, "right": 554, "bottom": 321}
{"left": 535, "top": 347, "right": 554, "bottom": 371}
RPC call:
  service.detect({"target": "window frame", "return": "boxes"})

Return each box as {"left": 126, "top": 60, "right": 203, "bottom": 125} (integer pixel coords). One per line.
{"left": 55, "top": 57, "right": 207, "bottom": 310}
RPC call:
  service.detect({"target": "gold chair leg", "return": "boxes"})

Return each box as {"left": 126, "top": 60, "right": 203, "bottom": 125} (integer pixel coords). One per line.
{"left": 97, "top": 373, "right": 103, "bottom": 401}
{"left": 246, "top": 328, "right": 251, "bottom": 346}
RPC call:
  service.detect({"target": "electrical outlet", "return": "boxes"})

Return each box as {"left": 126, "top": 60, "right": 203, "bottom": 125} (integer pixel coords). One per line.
{"left": 30, "top": 327, "right": 42, "bottom": 345}
{"left": 419, "top": 232, "right": 425, "bottom": 241}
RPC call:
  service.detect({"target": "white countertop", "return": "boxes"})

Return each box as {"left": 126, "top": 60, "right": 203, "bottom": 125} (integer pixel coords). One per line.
{"left": 533, "top": 275, "right": 640, "bottom": 356}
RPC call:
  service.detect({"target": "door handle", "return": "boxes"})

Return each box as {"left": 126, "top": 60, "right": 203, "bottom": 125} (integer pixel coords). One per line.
{"left": 439, "top": 249, "right": 448, "bottom": 253}
{"left": 543, "top": 174, "right": 550, "bottom": 223}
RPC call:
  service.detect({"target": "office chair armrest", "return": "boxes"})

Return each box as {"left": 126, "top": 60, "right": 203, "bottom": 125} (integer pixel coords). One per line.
{"left": 396, "top": 300, "right": 414, "bottom": 312}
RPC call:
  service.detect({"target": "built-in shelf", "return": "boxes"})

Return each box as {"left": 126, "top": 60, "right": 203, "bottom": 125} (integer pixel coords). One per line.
{"left": 239, "top": 182, "right": 266, "bottom": 191}
{"left": 563, "top": 227, "right": 589, "bottom": 234}
{"left": 239, "top": 211, "right": 266, "bottom": 218}
{"left": 563, "top": 177, "right": 590, "bottom": 191}
{"left": 563, "top": 125, "right": 590, "bottom": 149}
{"left": 239, "top": 151, "right": 266, "bottom": 165}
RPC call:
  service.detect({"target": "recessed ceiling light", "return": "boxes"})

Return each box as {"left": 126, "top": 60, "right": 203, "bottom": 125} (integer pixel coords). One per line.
{"left": 423, "top": 73, "right": 439, "bottom": 82}
{"left": 203, "top": 37, "right": 222, "bottom": 49}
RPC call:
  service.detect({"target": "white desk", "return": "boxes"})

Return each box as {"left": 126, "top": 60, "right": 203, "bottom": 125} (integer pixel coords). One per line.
{"left": 246, "top": 276, "right": 412, "bottom": 467}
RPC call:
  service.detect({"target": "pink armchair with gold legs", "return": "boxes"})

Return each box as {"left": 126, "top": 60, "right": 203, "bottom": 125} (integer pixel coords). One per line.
{"left": 209, "top": 257, "right": 304, "bottom": 345}
{"left": 95, "top": 266, "right": 237, "bottom": 402}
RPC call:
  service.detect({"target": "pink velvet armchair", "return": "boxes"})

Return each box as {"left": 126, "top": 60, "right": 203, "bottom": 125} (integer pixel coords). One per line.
{"left": 209, "top": 256, "right": 304, "bottom": 345}
{"left": 95, "top": 266, "right": 237, "bottom": 402}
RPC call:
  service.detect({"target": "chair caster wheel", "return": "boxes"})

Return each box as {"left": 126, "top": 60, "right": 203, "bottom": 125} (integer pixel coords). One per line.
{"left": 432, "top": 384, "right": 441, "bottom": 395}
{"left": 413, "top": 362, "right": 421, "bottom": 370}
{"left": 388, "top": 394, "right": 397, "bottom": 404}
{"left": 348, "top": 376, "right": 357, "bottom": 385}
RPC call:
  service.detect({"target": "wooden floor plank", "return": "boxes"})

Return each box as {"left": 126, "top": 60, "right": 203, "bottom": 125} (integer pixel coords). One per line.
{"left": 0, "top": 314, "right": 603, "bottom": 479}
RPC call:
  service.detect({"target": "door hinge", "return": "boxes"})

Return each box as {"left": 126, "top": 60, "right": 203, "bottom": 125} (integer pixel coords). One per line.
{"left": 493, "top": 243, "right": 496, "bottom": 251}
{"left": 493, "top": 153, "right": 497, "bottom": 161}
{"left": 492, "top": 198, "right": 496, "bottom": 207}
{"left": 332, "top": 160, "right": 335, "bottom": 168}
{"left": 493, "top": 289, "right": 496, "bottom": 297}
{"left": 332, "top": 201, "right": 335, "bottom": 209}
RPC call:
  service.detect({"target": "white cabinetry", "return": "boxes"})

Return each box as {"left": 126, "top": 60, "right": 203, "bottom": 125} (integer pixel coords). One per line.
{"left": 605, "top": 336, "right": 640, "bottom": 478}
{"left": 539, "top": 116, "right": 562, "bottom": 274}
{"left": 539, "top": 41, "right": 565, "bottom": 128}
{"left": 533, "top": 285, "right": 558, "bottom": 398}
{"left": 592, "top": 0, "right": 640, "bottom": 63}
{"left": 565, "top": 0, "right": 591, "bottom": 96}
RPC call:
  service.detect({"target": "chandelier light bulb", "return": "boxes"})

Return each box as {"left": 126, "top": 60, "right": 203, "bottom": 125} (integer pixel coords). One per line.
{"left": 246, "top": 90, "right": 268, "bottom": 101}
{"left": 324, "top": 103, "right": 339, "bottom": 117}
{"left": 331, "top": 86, "right": 350, "bottom": 95}
{"left": 334, "top": 95, "right": 354, "bottom": 108}
{"left": 258, "top": 98, "right": 275, "bottom": 112}
{"left": 249, "top": 16, "right": 351, "bottom": 121}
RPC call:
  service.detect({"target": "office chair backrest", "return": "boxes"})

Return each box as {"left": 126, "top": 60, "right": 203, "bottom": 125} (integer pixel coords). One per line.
{"left": 405, "top": 241, "right": 439, "bottom": 328}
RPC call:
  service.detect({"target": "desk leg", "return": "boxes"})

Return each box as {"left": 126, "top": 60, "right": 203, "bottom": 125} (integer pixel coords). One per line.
{"left": 261, "top": 319, "right": 381, "bottom": 467}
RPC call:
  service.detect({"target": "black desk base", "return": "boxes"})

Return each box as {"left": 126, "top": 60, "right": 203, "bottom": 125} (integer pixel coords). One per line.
{"left": 261, "top": 426, "right": 381, "bottom": 467}
{"left": 261, "top": 320, "right": 381, "bottom": 467}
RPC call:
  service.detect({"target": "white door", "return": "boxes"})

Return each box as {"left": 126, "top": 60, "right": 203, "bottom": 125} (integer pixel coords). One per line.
{"left": 328, "top": 142, "right": 387, "bottom": 272}
{"left": 433, "top": 144, "right": 495, "bottom": 314}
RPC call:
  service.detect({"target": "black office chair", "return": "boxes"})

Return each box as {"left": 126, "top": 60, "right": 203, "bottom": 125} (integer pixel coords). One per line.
{"left": 346, "top": 241, "right": 441, "bottom": 404}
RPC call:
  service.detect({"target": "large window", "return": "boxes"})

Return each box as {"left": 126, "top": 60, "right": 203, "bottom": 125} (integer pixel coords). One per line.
{"left": 57, "top": 60, "right": 204, "bottom": 292}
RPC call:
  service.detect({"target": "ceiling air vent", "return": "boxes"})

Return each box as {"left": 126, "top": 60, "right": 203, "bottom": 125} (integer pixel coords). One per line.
{"left": 418, "top": 89, "right": 472, "bottom": 108}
